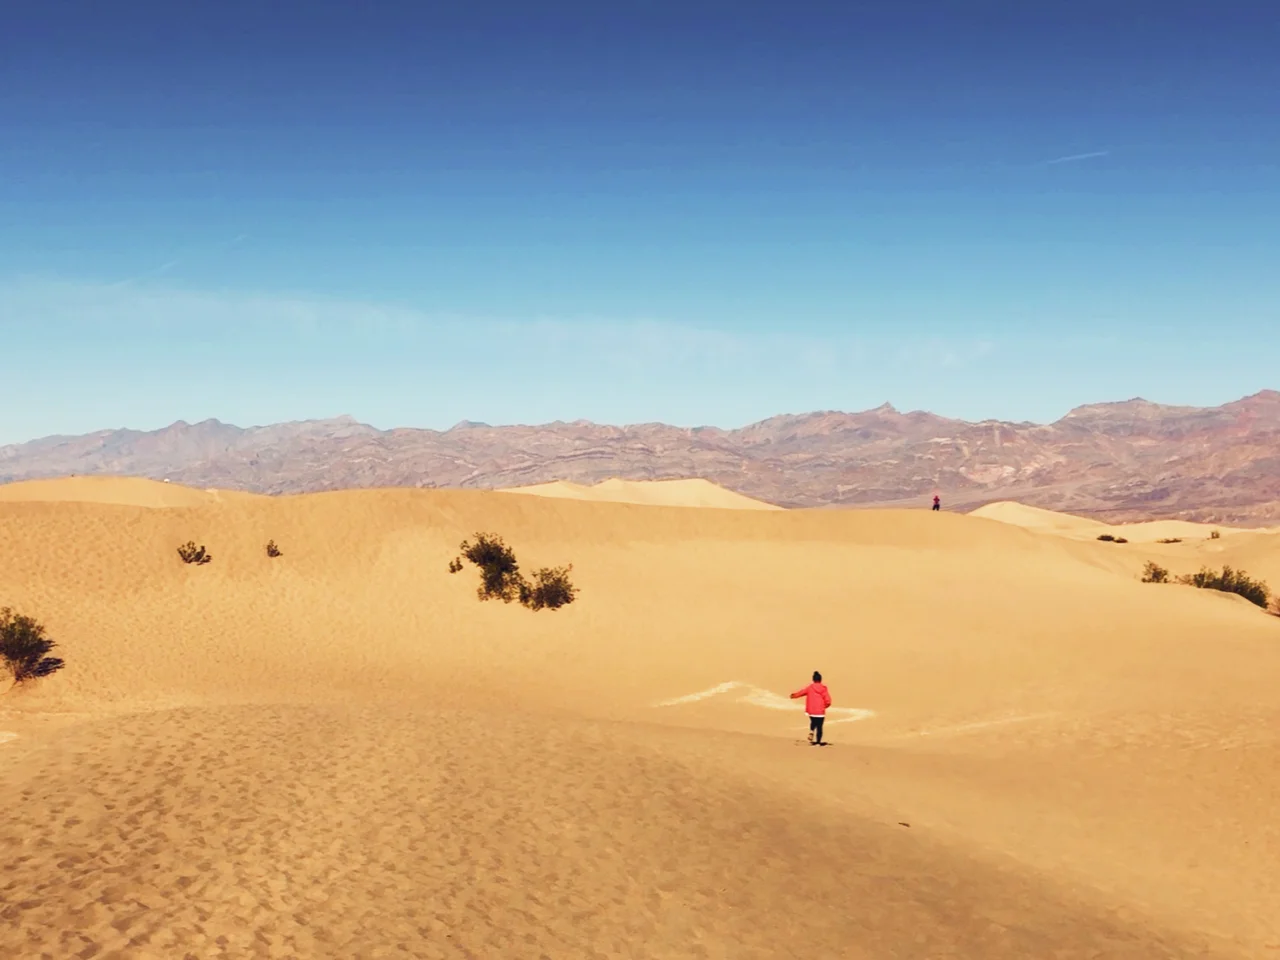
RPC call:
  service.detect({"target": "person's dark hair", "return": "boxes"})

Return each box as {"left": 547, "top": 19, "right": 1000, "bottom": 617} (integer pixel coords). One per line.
{"left": 813, "top": 670, "right": 822, "bottom": 682}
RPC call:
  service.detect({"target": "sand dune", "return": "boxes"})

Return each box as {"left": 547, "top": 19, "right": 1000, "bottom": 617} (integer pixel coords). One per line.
{"left": 500, "top": 476, "right": 783, "bottom": 510}
{"left": 2, "top": 479, "right": 1278, "bottom": 957}
{"left": 972, "top": 499, "right": 1265, "bottom": 542}
{"left": 973, "top": 498, "right": 1280, "bottom": 588}
{"left": 0, "top": 475, "right": 263, "bottom": 509}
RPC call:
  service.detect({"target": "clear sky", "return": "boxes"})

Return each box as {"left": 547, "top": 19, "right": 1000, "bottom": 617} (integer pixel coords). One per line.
{"left": 1, "top": 1, "right": 1276, "bottom": 443}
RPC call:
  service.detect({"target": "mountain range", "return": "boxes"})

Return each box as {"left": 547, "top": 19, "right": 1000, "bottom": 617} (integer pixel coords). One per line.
{"left": 3, "top": 390, "right": 1279, "bottom": 523}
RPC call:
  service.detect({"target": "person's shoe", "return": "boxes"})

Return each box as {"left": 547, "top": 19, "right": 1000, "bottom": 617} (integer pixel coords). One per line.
{"left": 807, "top": 729, "right": 815, "bottom": 744}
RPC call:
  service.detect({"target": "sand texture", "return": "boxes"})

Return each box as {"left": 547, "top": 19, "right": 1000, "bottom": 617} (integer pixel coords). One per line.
{"left": 498, "top": 477, "right": 783, "bottom": 510}
{"left": 2, "top": 477, "right": 1278, "bottom": 958}
{"left": 971, "top": 499, "right": 1273, "bottom": 542}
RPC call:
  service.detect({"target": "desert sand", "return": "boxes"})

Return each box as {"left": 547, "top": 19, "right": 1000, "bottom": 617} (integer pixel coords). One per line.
{"left": 0, "top": 475, "right": 264, "bottom": 510}
{"left": 971, "top": 499, "right": 1270, "bottom": 543}
{"left": 499, "top": 476, "right": 783, "bottom": 510}
{"left": 1, "top": 477, "right": 1278, "bottom": 958}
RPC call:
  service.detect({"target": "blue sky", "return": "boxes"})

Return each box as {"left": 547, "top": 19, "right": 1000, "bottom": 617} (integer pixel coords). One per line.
{"left": 1, "top": 1, "right": 1276, "bottom": 443}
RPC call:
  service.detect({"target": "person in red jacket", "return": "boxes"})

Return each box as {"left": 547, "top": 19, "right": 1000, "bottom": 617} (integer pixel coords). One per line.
{"left": 791, "top": 671, "right": 832, "bottom": 745}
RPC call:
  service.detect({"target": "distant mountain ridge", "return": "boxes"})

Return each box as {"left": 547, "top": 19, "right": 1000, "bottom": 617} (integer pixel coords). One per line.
{"left": 2, "top": 391, "right": 1279, "bottom": 523}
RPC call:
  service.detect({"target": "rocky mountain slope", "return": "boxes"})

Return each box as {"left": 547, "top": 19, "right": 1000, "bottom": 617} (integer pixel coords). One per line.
{"left": 2, "top": 391, "right": 1278, "bottom": 523}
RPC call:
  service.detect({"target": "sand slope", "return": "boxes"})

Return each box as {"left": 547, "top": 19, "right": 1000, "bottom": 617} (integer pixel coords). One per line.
{"left": 0, "top": 475, "right": 263, "bottom": 509}
{"left": 2, "top": 479, "right": 1278, "bottom": 957}
{"left": 972, "top": 499, "right": 1280, "bottom": 589}
{"left": 972, "top": 499, "right": 1262, "bottom": 542}
{"left": 500, "top": 477, "right": 783, "bottom": 510}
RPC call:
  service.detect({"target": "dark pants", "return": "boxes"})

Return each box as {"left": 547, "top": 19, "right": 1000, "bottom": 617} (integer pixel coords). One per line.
{"left": 809, "top": 715, "right": 825, "bottom": 744}
{"left": 932, "top": 502, "right": 940, "bottom": 511}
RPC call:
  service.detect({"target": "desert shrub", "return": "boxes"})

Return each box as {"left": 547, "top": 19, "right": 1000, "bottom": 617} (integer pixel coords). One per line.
{"left": 177, "top": 541, "right": 212, "bottom": 565}
{"left": 1156, "top": 538, "right": 1182, "bottom": 544}
{"left": 1175, "top": 565, "right": 1269, "bottom": 608}
{"left": 1096, "top": 534, "right": 1116, "bottom": 542}
{"left": 1114, "top": 537, "right": 1128, "bottom": 544}
{"left": 518, "top": 565, "right": 578, "bottom": 611}
{"left": 1210, "top": 530, "right": 1221, "bottom": 540}
{"left": 452, "top": 533, "right": 578, "bottom": 611}
{"left": 1141, "top": 562, "right": 1170, "bottom": 584}
{"left": 457, "top": 533, "right": 525, "bottom": 603}
{"left": 266, "top": 540, "right": 282, "bottom": 558}
{"left": 0, "top": 607, "right": 65, "bottom": 687}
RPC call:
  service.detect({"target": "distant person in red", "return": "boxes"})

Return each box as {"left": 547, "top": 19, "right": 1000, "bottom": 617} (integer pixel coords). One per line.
{"left": 791, "top": 671, "right": 832, "bottom": 745}
{"left": 932, "top": 494, "right": 941, "bottom": 511}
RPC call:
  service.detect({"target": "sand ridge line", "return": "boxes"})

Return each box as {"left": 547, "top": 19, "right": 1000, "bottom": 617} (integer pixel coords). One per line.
{"left": 652, "top": 681, "right": 876, "bottom": 724}
{"left": 0, "top": 731, "right": 16, "bottom": 745}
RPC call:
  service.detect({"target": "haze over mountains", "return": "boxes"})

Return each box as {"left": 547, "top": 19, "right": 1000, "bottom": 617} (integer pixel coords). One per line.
{"left": 3, "top": 390, "right": 1278, "bottom": 523}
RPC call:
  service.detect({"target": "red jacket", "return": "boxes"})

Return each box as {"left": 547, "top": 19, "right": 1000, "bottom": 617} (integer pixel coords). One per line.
{"left": 791, "top": 682, "right": 831, "bottom": 716}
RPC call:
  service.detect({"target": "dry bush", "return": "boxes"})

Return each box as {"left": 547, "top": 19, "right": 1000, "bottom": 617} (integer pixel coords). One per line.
{"left": 451, "top": 533, "right": 578, "bottom": 612}
{"left": 1141, "top": 562, "right": 1170, "bottom": 583}
{"left": 177, "top": 541, "right": 212, "bottom": 565}
{"left": 456, "top": 533, "right": 525, "bottom": 603}
{"left": 1175, "top": 565, "right": 1269, "bottom": 608}
{"left": 519, "top": 565, "right": 578, "bottom": 611}
{"left": 1142, "top": 562, "right": 1271, "bottom": 610}
{"left": 266, "top": 540, "right": 282, "bottom": 558}
{"left": 0, "top": 607, "right": 65, "bottom": 687}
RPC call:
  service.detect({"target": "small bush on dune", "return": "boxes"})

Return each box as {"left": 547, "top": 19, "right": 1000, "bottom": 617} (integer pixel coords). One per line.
{"left": 1097, "top": 534, "right": 1116, "bottom": 542}
{"left": 1210, "top": 530, "right": 1221, "bottom": 540}
{"left": 1156, "top": 538, "right": 1182, "bottom": 544}
{"left": 1142, "top": 562, "right": 1271, "bottom": 610}
{"left": 266, "top": 540, "right": 282, "bottom": 558}
{"left": 451, "top": 533, "right": 578, "bottom": 612}
{"left": 456, "top": 533, "right": 525, "bottom": 603}
{"left": 1141, "top": 562, "right": 1170, "bottom": 583}
{"left": 177, "top": 541, "right": 212, "bottom": 565}
{"left": 519, "top": 565, "right": 578, "bottom": 611}
{"left": 1175, "top": 565, "right": 1269, "bottom": 608}
{"left": 0, "top": 608, "right": 65, "bottom": 688}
